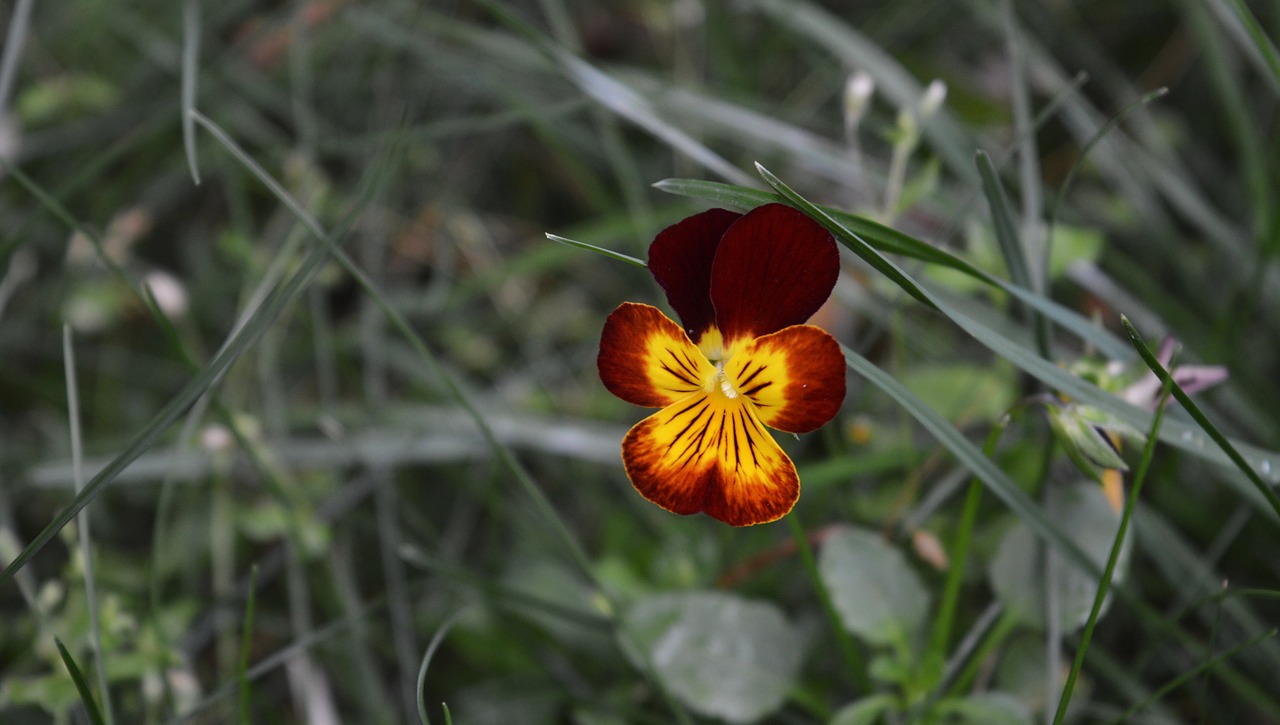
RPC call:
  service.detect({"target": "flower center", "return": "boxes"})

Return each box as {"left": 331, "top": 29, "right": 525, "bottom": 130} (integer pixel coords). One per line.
{"left": 709, "top": 361, "right": 739, "bottom": 400}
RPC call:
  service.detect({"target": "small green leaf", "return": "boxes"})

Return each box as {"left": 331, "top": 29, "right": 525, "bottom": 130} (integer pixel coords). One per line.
{"left": 818, "top": 526, "right": 929, "bottom": 647}
{"left": 620, "top": 590, "right": 803, "bottom": 723}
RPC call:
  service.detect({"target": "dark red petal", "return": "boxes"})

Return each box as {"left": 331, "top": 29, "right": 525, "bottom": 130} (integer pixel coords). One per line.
{"left": 710, "top": 204, "right": 839, "bottom": 344}
{"left": 648, "top": 208, "right": 742, "bottom": 342}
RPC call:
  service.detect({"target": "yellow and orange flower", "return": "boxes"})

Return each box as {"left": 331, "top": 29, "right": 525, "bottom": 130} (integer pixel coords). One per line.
{"left": 598, "top": 203, "right": 847, "bottom": 526}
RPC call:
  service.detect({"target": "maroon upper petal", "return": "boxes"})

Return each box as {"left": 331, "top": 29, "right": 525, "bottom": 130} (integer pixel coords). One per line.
{"left": 710, "top": 204, "right": 840, "bottom": 344}
{"left": 647, "top": 207, "right": 742, "bottom": 342}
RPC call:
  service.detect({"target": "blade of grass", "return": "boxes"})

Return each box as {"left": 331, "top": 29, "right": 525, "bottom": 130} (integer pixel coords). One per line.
{"left": 1053, "top": 354, "right": 1174, "bottom": 724}
{"left": 55, "top": 636, "right": 107, "bottom": 725}
{"left": 0, "top": 0, "right": 32, "bottom": 114}
{"left": 416, "top": 610, "right": 463, "bottom": 725}
{"left": 64, "top": 326, "right": 115, "bottom": 725}
{"left": 546, "top": 232, "right": 646, "bottom": 267}
{"left": 473, "top": 0, "right": 754, "bottom": 187}
{"left": 192, "top": 111, "right": 602, "bottom": 589}
{"left": 744, "top": 0, "right": 976, "bottom": 182}
{"left": 653, "top": 177, "right": 1136, "bottom": 361}
{"left": 1104, "top": 628, "right": 1278, "bottom": 725}
{"left": 928, "top": 422, "right": 1005, "bottom": 662}
{"left": 181, "top": 0, "right": 201, "bottom": 184}
{"left": 841, "top": 341, "right": 1093, "bottom": 573}
{"left": 1206, "top": 0, "right": 1280, "bottom": 94}
{"left": 976, "top": 149, "right": 1050, "bottom": 357}
{"left": 0, "top": 137, "right": 378, "bottom": 589}
{"left": 1121, "top": 317, "right": 1280, "bottom": 519}
{"left": 754, "top": 165, "right": 1280, "bottom": 500}
{"left": 237, "top": 565, "right": 259, "bottom": 725}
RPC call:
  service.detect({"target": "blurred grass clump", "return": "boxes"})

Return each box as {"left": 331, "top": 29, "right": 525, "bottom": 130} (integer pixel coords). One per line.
{"left": 1, "top": 0, "right": 1279, "bottom": 723}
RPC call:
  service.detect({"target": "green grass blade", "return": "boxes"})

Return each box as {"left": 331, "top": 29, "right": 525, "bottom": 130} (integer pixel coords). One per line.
{"left": 54, "top": 636, "right": 107, "bottom": 725}
{"left": 64, "top": 327, "right": 115, "bottom": 725}
{"left": 976, "top": 149, "right": 1050, "bottom": 357}
{"left": 746, "top": 168, "right": 1280, "bottom": 508}
{"left": 653, "top": 176, "right": 1136, "bottom": 360}
{"left": 416, "top": 610, "right": 463, "bottom": 725}
{"left": 546, "top": 233, "right": 646, "bottom": 267}
{"left": 1216, "top": 0, "right": 1280, "bottom": 93}
{"left": 1054, "top": 364, "right": 1173, "bottom": 724}
{"left": 0, "top": 0, "right": 33, "bottom": 112}
{"left": 0, "top": 159, "right": 373, "bottom": 590}
{"left": 1104, "top": 628, "right": 1278, "bottom": 725}
{"left": 181, "top": 0, "right": 201, "bottom": 184}
{"left": 976, "top": 150, "right": 1034, "bottom": 292}
{"left": 757, "top": 163, "right": 938, "bottom": 310}
{"left": 193, "top": 110, "right": 602, "bottom": 589}
{"left": 472, "top": 0, "right": 754, "bottom": 186}
{"left": 1121, "top": 317, "right": 1280, "bottom": 519}
{"left": 744, "top": 0, "right": 976, "bottom": 181}
{"left": 841, "top": 344, "right": 1095, "bottom": 575}
{"left": 237, "top": 565, "right": 259, "bottom": 725}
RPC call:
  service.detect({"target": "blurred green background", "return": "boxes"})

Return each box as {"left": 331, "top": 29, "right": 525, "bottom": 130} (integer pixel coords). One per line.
{"left": 1, "top": 0, "right": 1279, "bottom": 723}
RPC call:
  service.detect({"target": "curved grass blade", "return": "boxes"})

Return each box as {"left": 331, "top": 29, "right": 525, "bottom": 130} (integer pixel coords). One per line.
{"left": 191, "top": 111, "right": 602, "bottom": 588}
{"left": 64, "top": 327, "right": 115, "bottom": 725}
{"left": 181, "top": 0, "right": 201, "bottom": 184}
{"left": 841, "top": 343, "right": 1094, "bottom": 574}
{"left": 55, "top": 636, "right": 107, "bottom": 725}
{"left": 1122, "top": 317, "right": 1280, "bottom": 519}
{"left": 546, "top": 233, "right": 646, "bottom": 267}
{"left": 653, "top": 176, "right": 1135, "bottom": 360}
{"left": 1103, "top": 628, "right": 1277, "bottom": 725}
{"left": 416, "top": 610, "right": 463, "bottom": 725}
{"left": 976, "top": 149, "right": 1050, "bottom": 357}
{"left": 237, "top": 565, "right": 259, "bottom": 725}
{"left": 1054, "top": 368, "right": 1173, "bottom": 725}
{"left": 0, "top": 142, "right": 378, "bottom": 590}
{"left": 472, "top": 0, "right": 753, "bottom": 187}
{"left": 751, "top": 166, "right": 1280, "bottom": 501}
{"left": 757, "top": 163, "right": 938, "bottom": 310}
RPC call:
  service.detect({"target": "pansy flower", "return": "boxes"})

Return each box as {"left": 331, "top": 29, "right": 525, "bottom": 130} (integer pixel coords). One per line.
{"left": 598, "top": 203, "right": 847, "bottom": 526}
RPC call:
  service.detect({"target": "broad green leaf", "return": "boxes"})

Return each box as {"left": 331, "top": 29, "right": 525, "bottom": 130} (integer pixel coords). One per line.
{"left": 620, "top": 591, "right": 803, "bottom": 723}
{"left": 818, "top": 526, "right": 929, "bottom": 647}
{"left": 989, "top": 482, "right": 1130, "bottom": 630}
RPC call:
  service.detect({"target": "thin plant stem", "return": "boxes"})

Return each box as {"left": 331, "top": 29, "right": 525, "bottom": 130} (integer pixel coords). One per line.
{"left": 1052, "top": 359, "right": 1175, "bottom": 724}
{"left": 64, "top": 327, "right": 115, "bottom": 725}
{"left": 929, "top": 420, "right": 1006, "bottom": 661}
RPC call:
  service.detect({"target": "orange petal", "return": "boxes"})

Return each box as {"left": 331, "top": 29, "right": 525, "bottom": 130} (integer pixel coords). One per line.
{"left": 599, "top": 302, "right": 714, "bottom": 408}
{"left": 622, "top": 393, "right": 799, "bottom": 526}
{"left": 725, "top": 325, "right": 846, "bottom": 433}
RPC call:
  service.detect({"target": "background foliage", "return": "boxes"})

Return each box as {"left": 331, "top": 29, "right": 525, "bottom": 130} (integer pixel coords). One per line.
{"left": 1, "top": 0, "right": 1278, "bottom": 723}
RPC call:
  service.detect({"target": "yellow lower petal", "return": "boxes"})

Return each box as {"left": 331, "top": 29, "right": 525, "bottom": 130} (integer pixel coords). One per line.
{"left": 621, "top": 392, "right": 799, "bottom": 526}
